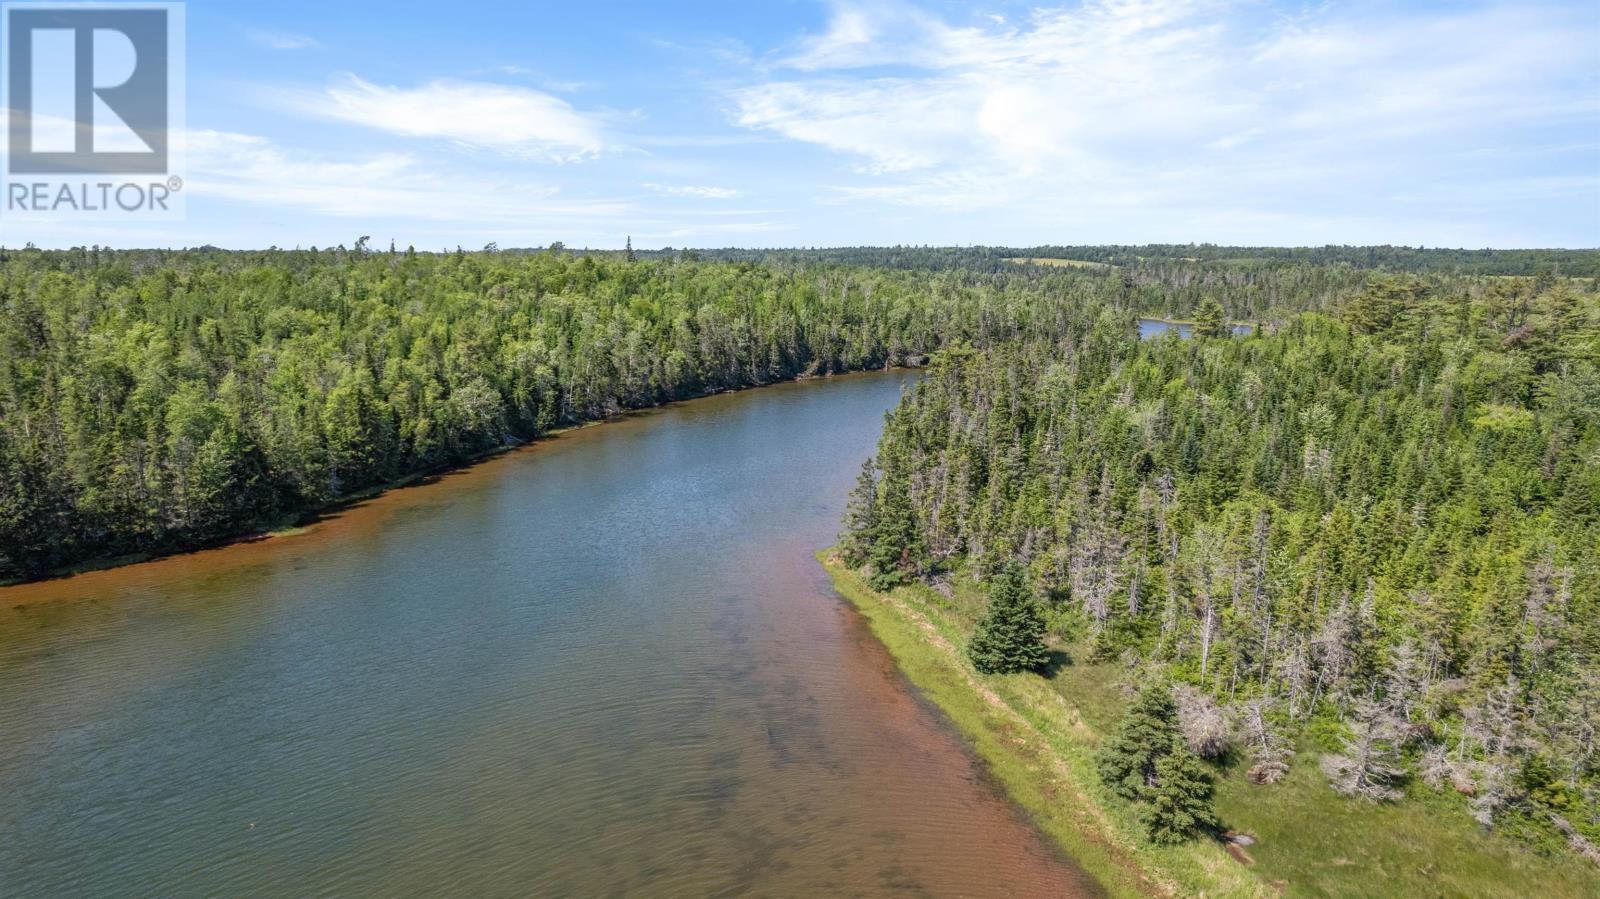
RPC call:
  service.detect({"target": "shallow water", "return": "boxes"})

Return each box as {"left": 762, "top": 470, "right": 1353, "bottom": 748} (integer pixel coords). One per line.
{"left": 0, "top": 372, "right": 1101, "bottom": 897}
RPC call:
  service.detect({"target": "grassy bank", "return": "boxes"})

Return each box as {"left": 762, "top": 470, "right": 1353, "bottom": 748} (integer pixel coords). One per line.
{"left": 822, "top": 555, "right": 1264, "bottom": 898}
{"left": 821, "top": 556, "right": 1600, "bottom": 898}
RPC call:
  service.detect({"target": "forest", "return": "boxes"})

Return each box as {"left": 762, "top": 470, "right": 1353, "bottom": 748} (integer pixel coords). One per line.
{"left": 841, "top": 267, "right": 1600, "bottom": 859}
{"left": 0, "top": 243, "right": 1117, "bottom": 582}
{"left": 621, "top": 244, "right": 1600, "bottom": 278}
{"left": 3, "top": 239, "right": 1598, "bottom": 869}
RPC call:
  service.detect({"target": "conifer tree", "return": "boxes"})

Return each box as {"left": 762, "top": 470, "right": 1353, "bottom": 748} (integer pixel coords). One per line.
{"left": 1098, "top": 682, "right": 1219, "bottom": 843}
{"left": 1098, "top": 682, "right": 1182, "bottom": 800}
{"left": 867, "top": 456, "right": 920, "bottom": 590}
{"left": 968, "top": 564, "right": 1049, "bottom": 674}
{"left": 1142, "top": 736, "right": 1220, "bottom": 843}
{"left": 1321, "top": 700, "right": 1405, "bottom": 801}
{"left": 1193, "top": 297, "right": 1228, "bottom": 338}
{"left": 834, "top": 261, "right": 1599, "bottom": 850}
{"left": 841, "top": 458, "right": 879, "bottom": 565}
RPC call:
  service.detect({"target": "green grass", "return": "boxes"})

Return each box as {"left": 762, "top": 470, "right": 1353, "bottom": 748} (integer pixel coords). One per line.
{"left": 822, "top": 555, "right": 1265, "bottom": 898}
{"left": 1211, "top": 754, "right": 1600, "bottom": 898}
{"left": 821, "top": 555, "right": 1600, "bottom": 898}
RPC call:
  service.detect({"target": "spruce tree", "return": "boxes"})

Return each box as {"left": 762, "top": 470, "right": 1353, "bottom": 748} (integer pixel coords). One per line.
{"left": 967, "top": 564, "right": 1049, "bottom": 674}
{"left": 1193, "top": 297, "right": 1228, "bottom": 338}
{"left": 1097, "top": 682, "right": 1181, "bottom": 800}
{"left": 1141, "top": 736, "right": 1219, "bottom": 844}
{"left": 842, "top": 458, "right": 879, "bottom": 565}
{"left": 867, "top": 456, "right": 920, "bottom": 590}
{"left": 1097, "top": 682, "right": 1219, "bottom": 843}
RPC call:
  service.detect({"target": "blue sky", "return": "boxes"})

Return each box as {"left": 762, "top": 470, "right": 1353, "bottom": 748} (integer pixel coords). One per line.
{"left": 10, "top": 0, "right": 1599, "bottom": 249}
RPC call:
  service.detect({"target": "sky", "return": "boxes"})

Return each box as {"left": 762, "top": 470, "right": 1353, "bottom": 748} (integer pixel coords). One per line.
{"left": 5, "top": 0, "right": 1598, "bottom": 250}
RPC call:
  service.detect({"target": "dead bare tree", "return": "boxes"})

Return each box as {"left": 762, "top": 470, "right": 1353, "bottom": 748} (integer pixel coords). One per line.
{"left": 1235, "top": 698, "right": 1292, "bottom": 785}
{"left": 1321, "top": 700, "right": 1405, "bottom": 801}
{"left": 1172, "top": 683, "right": 1230, "bottom": 759}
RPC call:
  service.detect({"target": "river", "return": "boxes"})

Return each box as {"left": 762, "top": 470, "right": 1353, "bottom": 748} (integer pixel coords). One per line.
{"left": 0, "top": 372, "right": 1100, "bottom": 897}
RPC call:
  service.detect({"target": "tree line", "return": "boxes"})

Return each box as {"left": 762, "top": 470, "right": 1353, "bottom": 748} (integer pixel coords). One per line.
{"left": 608, "top": 244, "right": 1600, "bottom": 278}
{"left": 0, "top": 244, "right": 1114, "bottom": 582}
{"left": 842, "top": 271, "right": 1600, "bottom": 851}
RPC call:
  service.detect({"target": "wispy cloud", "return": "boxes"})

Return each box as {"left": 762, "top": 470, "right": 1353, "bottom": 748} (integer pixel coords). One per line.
{"left": 26, "top": 1, "right": 1596, "bottom": 250}
{"left": 274, "top": 75, "right": 610, "bottom": 161}
{"left": 646, "top": 183, "right": 741, "bottom": 199}
{"left": 488, "top": 65, "right": 591, "bottom": 94}
{"left": 246, "top": 28, "right": 321, "bottom": 51}
{"left": 177, "top": 131, "right": 782, "bottom": 247}
{"left": 185, "top": 130, "right": 625, "bottom": 221}
{"left": 648, "top": 36, "right": 756, "bottom": 67}
{"left": 729, "top": 0, "right": 1599, "bottom": 241}
{"left": 778, "top": 0, "right": 1001, "bottom": 71}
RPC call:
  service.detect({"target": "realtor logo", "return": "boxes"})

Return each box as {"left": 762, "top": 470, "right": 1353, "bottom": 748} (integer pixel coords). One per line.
{"left": 3, "top": 2, "right": 184, "bottom": 217}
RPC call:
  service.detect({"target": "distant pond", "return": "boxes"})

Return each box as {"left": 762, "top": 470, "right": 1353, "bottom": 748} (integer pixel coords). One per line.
{"left": 1138, "top": 318, "right": 1256, "bottom": 339}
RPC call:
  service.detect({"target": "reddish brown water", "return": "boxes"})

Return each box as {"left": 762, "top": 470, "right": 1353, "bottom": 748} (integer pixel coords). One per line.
{"left": 0, "top": 372, "right": 1101, "bottom": 897}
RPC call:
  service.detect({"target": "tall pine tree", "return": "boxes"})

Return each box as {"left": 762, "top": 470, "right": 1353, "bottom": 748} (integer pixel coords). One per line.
{"left": 1098, "top": 682, "right": 1218, "bottom": 843}
{"left": 1141, "top": 736, "right": 1219, "bottom": 844}
{"left": 841, "top": 458, "right": 879, "bottom": 566}
{"left": 1193, "top": 297, "right": 1228, "bottom": 338}
{"left": 968, "top": 564, "right": 1049, "bottom": 674}
{"left": 1097, "top": 682, "right": 1182, "bottom": 800}
{"left": 867, "top": 453, "right": 921, "bottom": 590}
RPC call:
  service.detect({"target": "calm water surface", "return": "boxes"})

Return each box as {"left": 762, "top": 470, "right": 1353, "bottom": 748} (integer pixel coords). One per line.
{"left": 0, "top": 372, "right": 1100, "bottom": 898}
{"left": 1138, "top": 318, "right": 1255, "bottom": 339}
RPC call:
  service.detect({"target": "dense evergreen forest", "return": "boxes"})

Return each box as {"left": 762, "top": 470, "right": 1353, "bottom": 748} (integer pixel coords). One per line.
{"left": 0, "top": 243, "right": 1123, "bottom": 582}
{"left": 1006, "top": 244, "right": 1600, "bottom": 277}
{"left": 842, "top": 270, "right": 1600, "bottom": 856}
{"left": 3, "top": 239, "right": 1598, "bottom": 861}
{"left": 621, "top": 244, "right": 1600, "bottom": 278}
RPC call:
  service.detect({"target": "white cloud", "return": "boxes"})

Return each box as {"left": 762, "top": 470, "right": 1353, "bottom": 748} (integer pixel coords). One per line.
{"left": 779, "top": 0, "right": 998, "bottom": 71}
{"left": 246, "top": 28, "right": 321, "bottom": 51}
{"left": 166, "top": 132, "right": 784, "bottom": 248}
{"left": 730, "top": 0, "right": 1600, "bottom": 241}
{"left": 276, "top": 75, "right": 609, "bottom": 161}
{"left": 184, "top": 130, "right": 626, "bottom": 222}
{"left": 488, "top": 65, "right": 591, "bottom": 94}
{"left": 734, "top": 0, "right": 1267, "bottom": 177}
{"left": 646, "top": 184, "right": 742, "bottom": 199}
{"left": 733, "top": 78, "right": 957, "bottom": 172}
